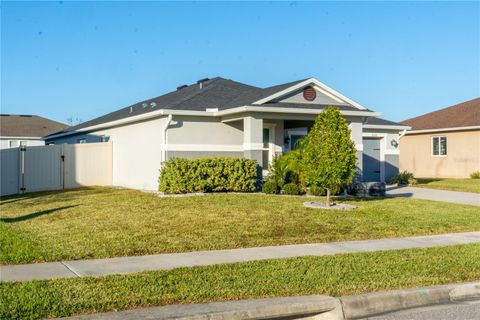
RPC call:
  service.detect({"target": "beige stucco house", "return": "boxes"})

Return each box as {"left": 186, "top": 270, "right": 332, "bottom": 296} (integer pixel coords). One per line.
{"left": 45, "top": 77, "right": 408, "bottom": 190}
{"left": 400, "top": 98, "right": 480, "bottom": 178}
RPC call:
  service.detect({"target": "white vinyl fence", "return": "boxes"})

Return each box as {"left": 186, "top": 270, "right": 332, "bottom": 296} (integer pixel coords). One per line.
{"left": 0, "top": 142, "right": 112, "bottom": 196}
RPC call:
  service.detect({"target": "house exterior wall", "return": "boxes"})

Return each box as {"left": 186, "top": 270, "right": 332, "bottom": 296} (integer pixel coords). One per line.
{"left": 0, "top": 138, "right": 44, "bottom": 149}
{"left": 400, "top": 129, "right": 480, "bottom": 178}
{"left": 362, "top": 128, "right": 402, "bottom": 182}
{"left": 47, "top": 117, "right": 168, "bottom": 190}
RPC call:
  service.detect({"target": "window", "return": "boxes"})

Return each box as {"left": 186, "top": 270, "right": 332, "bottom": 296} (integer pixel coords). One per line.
{"left": 432, "top": 136, "right": 447, "bottom": 156}
{"left": 77, "top": 138, "right": 86, "bottom": 144}
{"left": 9, "top": 140, "right": 19, "bottom": 148}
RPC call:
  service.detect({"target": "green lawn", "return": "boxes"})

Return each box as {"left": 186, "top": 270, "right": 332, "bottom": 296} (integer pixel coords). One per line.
{"left": 1, "top": 243, "right": 480, "bottom": 320}
{"left": 1, "top": 187, "right": 480, "bottom": 264}
{"left": 415, "top": 178, "right": 480, "bottom": 193}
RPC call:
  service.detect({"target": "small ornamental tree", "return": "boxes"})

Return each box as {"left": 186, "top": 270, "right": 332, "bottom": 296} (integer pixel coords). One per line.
{"left": 301, "top": 107, "right": 357, "bottom": 206}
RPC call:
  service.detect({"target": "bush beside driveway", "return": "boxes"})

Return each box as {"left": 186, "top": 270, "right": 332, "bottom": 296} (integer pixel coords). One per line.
{"left": 1, "top": 187, "right": 480, "bottom": 264}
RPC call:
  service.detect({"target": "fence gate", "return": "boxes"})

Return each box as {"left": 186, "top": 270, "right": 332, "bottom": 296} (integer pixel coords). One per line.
{"left": 24, "top": 145, "right": 63, "bottom": 193}
{"left": 0, "top": 142, "right": 112, "bottom": 196}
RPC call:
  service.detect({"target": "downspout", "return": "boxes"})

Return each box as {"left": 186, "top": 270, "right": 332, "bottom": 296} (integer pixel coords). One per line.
{"left": 399, "top": 129, "right": 407, "bottom": 139}
{"left": 162, "top": 114, "right": 173, "bottom": 162}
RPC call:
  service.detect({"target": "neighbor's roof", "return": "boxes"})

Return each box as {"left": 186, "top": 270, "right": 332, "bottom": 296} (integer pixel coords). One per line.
{"left": 401, "top": 98, "right": 480, "bottom": 131}
{"left": 0, "top": 114, "right": 68, "bottom": 138}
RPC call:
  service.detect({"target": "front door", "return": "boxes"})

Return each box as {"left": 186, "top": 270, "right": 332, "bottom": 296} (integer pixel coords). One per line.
{"left": 363, "top": 138, "right": 381, "bottom": 182}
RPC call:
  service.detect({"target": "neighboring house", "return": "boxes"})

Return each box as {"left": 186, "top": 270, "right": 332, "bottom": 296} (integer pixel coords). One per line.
{"left": 400, "top": 98, "right": 480, "bottom": 178}
{"left": 0, "top": 114, "right": 68, "bottom": 149}
{"left": 45, "top": 77, "right": 408, "bottom": 190}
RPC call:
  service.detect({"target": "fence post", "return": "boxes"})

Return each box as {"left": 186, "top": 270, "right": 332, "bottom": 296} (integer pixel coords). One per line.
{"left": 19, "top": 146, "right": 26, "bottom": 194}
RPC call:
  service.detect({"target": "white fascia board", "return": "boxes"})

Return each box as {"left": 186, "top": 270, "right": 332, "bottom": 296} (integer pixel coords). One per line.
{"left": 45, "top": 109, "right": 218, "bottom": 140}
{"left": 406, "top": 125, "right": 480, "bottom": 134}
{"left": 363, "top": 124, "right": 411, "bottom": 130}
{"left": 251, "top": 78, "right": 368, "bottom": 110}
{"left": 0, "top": 136, "right": 42, "bottom": 139}
{"left": 46, "top": 105, "right": 379, "bottom": 140}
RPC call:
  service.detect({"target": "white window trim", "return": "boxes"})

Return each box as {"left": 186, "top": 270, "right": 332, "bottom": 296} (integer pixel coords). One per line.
{"left": 8, "top": 140, "right": 19, "bottom": 148}
{"left": 263, "top": 123, "right": 276, "bottom": 169}
{"left": 285, "top": 128, "right": 308, "bottom": 152}
{"left": 431, "top": 136, "right": 447, "bottom": 157}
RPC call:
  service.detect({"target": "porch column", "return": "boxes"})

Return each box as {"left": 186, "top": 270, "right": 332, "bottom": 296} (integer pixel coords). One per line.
{"left": 349, "top": 121, "right": 364, "bottom": 180}
{"left": 243, "top": 115, "right": 263, "bottom": 166}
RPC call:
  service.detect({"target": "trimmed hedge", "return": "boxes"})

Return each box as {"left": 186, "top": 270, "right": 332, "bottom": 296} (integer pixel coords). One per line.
{"left": 282, "top": 183, "right": 303, "bottom": 195}
{"left": 159, "top": 157, "right": 259, "bottom": 194}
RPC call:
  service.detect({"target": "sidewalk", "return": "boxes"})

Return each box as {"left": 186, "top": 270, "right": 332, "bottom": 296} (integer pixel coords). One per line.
{"left": 386, "top": 185, "right": 480, "bottom": 206}
{"left": 2, "top": 231, "right": 479, "bottom": 282}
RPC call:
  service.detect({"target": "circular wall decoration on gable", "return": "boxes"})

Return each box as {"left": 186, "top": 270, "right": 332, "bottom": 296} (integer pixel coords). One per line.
{"left": 303, "top": 86, "right": 316, "bottom": 101}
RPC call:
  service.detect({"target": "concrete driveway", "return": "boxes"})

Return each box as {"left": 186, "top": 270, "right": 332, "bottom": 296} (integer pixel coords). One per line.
{"left": 386, "top": 185, "right": 480, "bottom": 206}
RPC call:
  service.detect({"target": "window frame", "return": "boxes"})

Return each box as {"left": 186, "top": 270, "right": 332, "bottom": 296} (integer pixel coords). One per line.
{"left": 431, "top": 136, "right": 447, "bottom": 157}
{"left": 9, "top": 140, "right": 19, "bottom": 148}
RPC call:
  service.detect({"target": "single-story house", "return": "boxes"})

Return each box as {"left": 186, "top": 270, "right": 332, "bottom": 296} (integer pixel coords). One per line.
{"left": 45, "top": 77, "right": 409, "bottom": 190}
{"left": 400, "top": 98, "right": 480, "bottom": 178}
{"left": 0, "top": 114, "right": 68, "bottom": 149}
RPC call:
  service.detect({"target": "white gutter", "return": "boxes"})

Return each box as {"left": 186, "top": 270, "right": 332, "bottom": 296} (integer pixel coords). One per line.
{"left": 45, "top": 106, "right": 380, "bottom": 140}
{"left": 363, "top": 124, "right": 411, "bottom": 130}
{"left": 161, "top": 114, "right": 173, "bottom": 162}
{"left": 405, "top": 125, "right": 480, "bottom": 135}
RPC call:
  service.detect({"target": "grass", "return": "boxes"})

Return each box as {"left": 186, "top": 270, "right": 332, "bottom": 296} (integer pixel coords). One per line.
{"left": 1, "top": 243, "right": 480, "bottom": 319}
{"left": 1, "top": 187, "right": 480, "bottom": 264}
{"left": 415, "top": 178, "right": 480, "bottom": 193}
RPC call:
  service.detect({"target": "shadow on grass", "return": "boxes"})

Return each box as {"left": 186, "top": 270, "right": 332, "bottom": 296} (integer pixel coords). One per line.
{"left": 0, "top": 187, "right": 105, "bottom": 206}
{"left": 0, "top": 205, "right": 78, "bottom": 223}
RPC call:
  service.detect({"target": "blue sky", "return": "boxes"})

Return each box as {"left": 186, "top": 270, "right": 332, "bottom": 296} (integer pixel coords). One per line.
{"left": 1, "top": 1, "right": 479, "bottom": 124}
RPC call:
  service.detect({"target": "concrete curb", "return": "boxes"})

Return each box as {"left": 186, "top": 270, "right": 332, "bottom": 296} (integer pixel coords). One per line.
{"left": 61, "top": 281, "right": 480, "bottom": 320}
{"left": 340, "top": 281, "right": 480, "bottom": 319}
{"left": 63, "top": 295, "right": 343, "bottom": 320}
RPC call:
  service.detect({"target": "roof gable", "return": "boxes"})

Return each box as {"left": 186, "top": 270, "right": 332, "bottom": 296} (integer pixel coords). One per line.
{"left": 401, "top": 98, "right": 480, "bottom": 131}
{"left": 251, "top": 78, "right": 367, "bottom": 110}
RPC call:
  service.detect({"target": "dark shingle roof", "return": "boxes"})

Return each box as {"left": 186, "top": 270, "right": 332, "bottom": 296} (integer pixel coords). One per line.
{"left": 48, "top": 77, "right": 374, "bottom": 136}
{"left": 364, "top": 117, "right": 406, "bottom": 127}
{"left": 0, "top": 115, "right": 68, "bottom": 138}
{"left": 401, "top": 98, "right": 480, "bottom": 130}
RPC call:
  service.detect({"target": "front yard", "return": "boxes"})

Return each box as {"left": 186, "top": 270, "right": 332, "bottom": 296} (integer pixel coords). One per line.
{"left": 1, "top": 243, "right": 480, "bottom": 319}
{"left": 1, "top": 187, "right": 479, "bottom": 264}
{"left": 415, "top": 178, "right": 480, "bottom": 193}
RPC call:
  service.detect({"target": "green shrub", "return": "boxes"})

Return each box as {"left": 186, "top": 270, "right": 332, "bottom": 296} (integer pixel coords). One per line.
{"left": 389, "top": 171, "right": 416, "bottom": 185}
{"left": 282, "top": 183, "right": 303, "bottom": 195}
{"left": 300, "top": 107, "right": 357, "bottom": 206}
{"left": 262, "top": 181, "right": 279, "bottom": 194}
{"left": 470, "top": 171, "right": 480, "bottom": 179}
{"left": 159, "top": 157, "right": 258, "bottom": 194}
{"left": 308, "top": 185, "right": 326, "bottom": 196}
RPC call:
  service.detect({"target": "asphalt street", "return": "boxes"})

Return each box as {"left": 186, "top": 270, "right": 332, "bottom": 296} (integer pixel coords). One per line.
{"left": 365, "top": 300, "right": 480, "bottom": 320}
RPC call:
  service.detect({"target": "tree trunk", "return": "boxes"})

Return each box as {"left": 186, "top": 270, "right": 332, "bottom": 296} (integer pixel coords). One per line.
{"left": 326, "top": 188, "right": 331, "bottom": 207}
